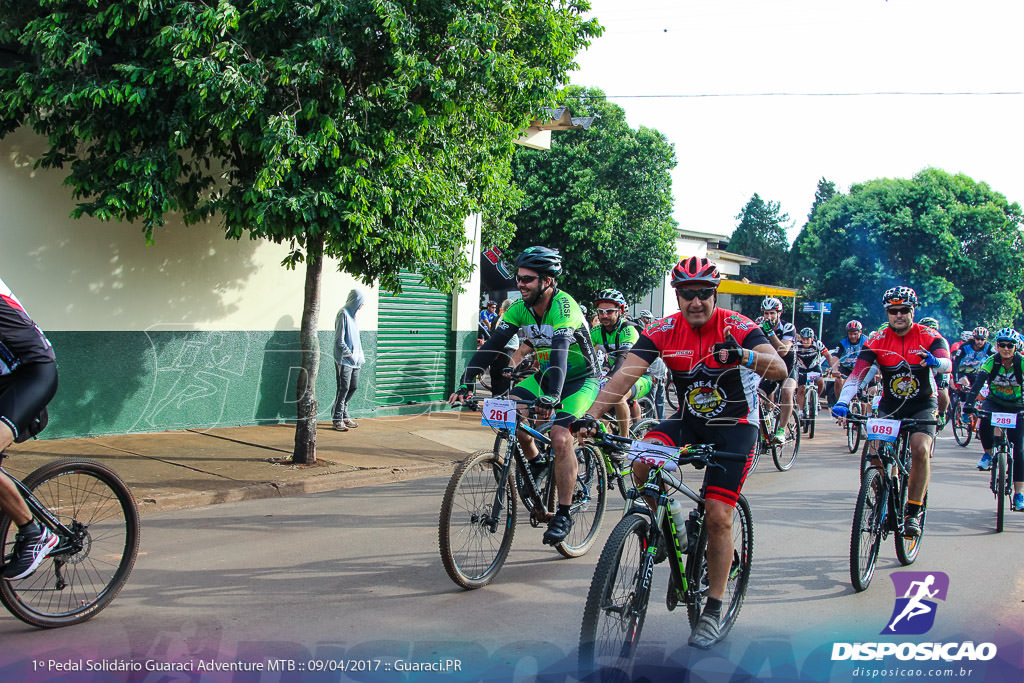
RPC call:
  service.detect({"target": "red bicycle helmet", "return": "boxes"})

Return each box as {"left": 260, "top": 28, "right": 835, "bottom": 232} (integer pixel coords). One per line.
{"left": 671, "top": 256, "right": 721, "bottom": 287}
{"left": 846, "top": 320, "right": 863, "bottom": 331}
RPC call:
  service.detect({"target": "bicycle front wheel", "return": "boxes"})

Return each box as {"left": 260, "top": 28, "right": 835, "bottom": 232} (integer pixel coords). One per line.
{"left": 847, "top": 421, "right": 862, "bottom": 453}
{"left": 805, "top": 389, "right": 817, "bottom": 439}
{"left": 952, "top": 404, "right": 972, "bottom": 447}
{"left": 685, "top": 495, "right": 753, "bottom": 641}
{"left": 438, "top": 449, "right": 517, "bottom": 589}
{"left": 556, "top": 445, "right": 608, "bottom": 558}
{"left": 578, "top": 514, "right": 651, "bottom": 681}
{"left": 995, "top": 448, "right": 1008, "bottom": 533}
{"left": 772, "top": 410, "right": 800, "bottom": 471}
{"left": 849, "top": 466, "right": 884, "bottom": 592}
{"left": 0, "top": 459, "right": 139, "bottom": 628}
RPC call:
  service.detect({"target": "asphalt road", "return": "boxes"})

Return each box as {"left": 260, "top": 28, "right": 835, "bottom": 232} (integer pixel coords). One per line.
{"left": 0, "top": 420, "right": 1021, "bottom": 683}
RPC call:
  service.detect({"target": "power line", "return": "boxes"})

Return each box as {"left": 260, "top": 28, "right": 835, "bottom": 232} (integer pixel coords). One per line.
{"left": 569, "top": 90, "right": 1024, "bottom": 99}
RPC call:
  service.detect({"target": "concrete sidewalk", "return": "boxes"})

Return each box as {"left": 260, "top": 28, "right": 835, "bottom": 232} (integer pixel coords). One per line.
{"left": 2, "top": 409, "right": 495, "bottom": 515}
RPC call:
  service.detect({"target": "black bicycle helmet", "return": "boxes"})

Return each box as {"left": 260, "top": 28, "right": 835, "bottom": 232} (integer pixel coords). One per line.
{"left": 514, "top": 246, "right": 562, "bottom": 277}
{"left": 882, "top": 286, "right": 918, "bottom": 309}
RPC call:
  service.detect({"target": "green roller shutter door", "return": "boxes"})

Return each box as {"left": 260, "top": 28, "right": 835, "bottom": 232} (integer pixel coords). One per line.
{"left": 375, "top": 271, "right": 454, "bottom": 406}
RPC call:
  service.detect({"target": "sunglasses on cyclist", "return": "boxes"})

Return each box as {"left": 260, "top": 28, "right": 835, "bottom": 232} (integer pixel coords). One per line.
{"left": 997, "top": 342, "right": 1016, "bottom": 349}
{"left": 595, "top": 307, "right": 620, "bottom": 314}
{"left": 886, "top": 307, "right": 912, "bottom": 316}
{"left": 515, "top": 274, "right": 540, "bottom": 284}
{"left": 675, "top": 287, "right": 716, "bottom": 301}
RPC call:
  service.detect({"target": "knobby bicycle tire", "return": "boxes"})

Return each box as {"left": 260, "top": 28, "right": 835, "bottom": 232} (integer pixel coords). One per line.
{"left": 805, "top": 389, "right": 817, "bottom": 439}
{"left": 0, "top": 459, "right": 140, "bottom": 628}
{"left": 636, "top": 396, "right": 656, "bottom": 422}
{"left": 578, "top": 514, "right": 650, "bottom": 681}
{"left": 996, "top": 447, "right": 1009, "bottom": 533}
{"left": 894, "top": 442, "right": 926, "bottom": 566}
{"left": 847, "top": 421, "right": 862, "bottom": 454}
{"left": 555, "top": 445, "right": 608, "bottom": 558}
{"left": 850, "top": 466, "right": 884, "bottom": 592}
{"left": 952, "top": 403, "right": 972, "bottom": 447}
{"left": 629, "top": 418, "right": 658, "bottom": 440}
{"left": 666, "top": 383, "right": 679, "bottom": 410}
{"left": 438, "top": 449, "right": 518, "bottom": 589}
{"left": 772, "top": 410, "right": 800, "bottom": 471}
{"left": 685, "top": 495, "right": 753, "bottom": 641}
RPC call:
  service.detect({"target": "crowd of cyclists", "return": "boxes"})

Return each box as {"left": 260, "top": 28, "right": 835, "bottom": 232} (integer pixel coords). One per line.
{"left": 448, "top": 244, "right": 1024, "bottom": 651}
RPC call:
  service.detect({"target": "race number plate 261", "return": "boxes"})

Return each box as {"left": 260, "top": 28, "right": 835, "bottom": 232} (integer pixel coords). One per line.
{"left": 481, "top": 399, "right": 516, "bottom": 429}
{"left": 866, "top": 418, "right": 900, "bottom": 443}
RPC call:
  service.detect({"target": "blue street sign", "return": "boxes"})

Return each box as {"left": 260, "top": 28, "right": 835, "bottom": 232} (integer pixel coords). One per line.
{"left": 802, "top": 302, "right": 832, "bottom": 313}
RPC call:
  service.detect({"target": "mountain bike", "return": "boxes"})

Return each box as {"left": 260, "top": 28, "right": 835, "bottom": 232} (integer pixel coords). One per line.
{"left": 801, "top": 372, "right": 820, "bottom": 439}
{"left": 0, "top": 454, "right": 140, "bottom": 627}
{"left": 577, "top": 431, "right": 752, "bottom": 678}
{"left": 846, "top": 390, "right": 871, "bottom": 453}
{"left": 438, "top": 398, "right": 607, "bottom": 589}
{"left": 976, "top": 410, "right": 1021, "bottom": 532}
{"left": 847, "top": 414, "right": 937, "bottom": 592}
{"left": 949, "top": 378, "right": 978, "bottom": 447}
{"left": 754, "top": 387, "right": 800, "bottom": 472}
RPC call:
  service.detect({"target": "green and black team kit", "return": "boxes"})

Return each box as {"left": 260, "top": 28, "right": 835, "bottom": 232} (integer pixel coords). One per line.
{"left": 965, "top": 352, "right": 1024, "bottom": 485}
{"left": 461, "top": 289, "right": 601, "bottom": 426}
{"left": 590, "top": 319, "right": 652, "bottom": 400}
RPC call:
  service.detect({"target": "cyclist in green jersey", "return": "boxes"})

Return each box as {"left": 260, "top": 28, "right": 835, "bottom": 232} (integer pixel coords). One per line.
{"left": 590, "top": 288, "right": 647, "bottom": 436}
{"left": 449, "top": 247, "right": 601, "bottom": 544}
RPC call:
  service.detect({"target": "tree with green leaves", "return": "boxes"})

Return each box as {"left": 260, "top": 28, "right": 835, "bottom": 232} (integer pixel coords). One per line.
{"left": 501, "top": 85, "right": 677, "bottom": 305}
{"left": 1, "top": 1, "right": 600, "bottom": 463}
{"left": 726, "top": 193, "right": 792, "bottom": 316}
{"left": 791, "top": 177, "right": 838, "bottom": 290}
{"left": 793, "top": 168, "right": 1024, "bottom": 342}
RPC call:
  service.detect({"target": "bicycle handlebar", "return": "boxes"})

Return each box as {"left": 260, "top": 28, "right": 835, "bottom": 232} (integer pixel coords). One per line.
{"left": 583, "top": 430, "right": 748, "bottom": 465}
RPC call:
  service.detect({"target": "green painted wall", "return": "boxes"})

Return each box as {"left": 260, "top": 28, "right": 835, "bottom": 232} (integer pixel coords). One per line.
{"left": 44, "top": 330, "right": 377, "bottom": 439}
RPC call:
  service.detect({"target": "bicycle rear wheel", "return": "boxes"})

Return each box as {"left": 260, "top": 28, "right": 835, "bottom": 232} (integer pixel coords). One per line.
{"left": 666, "top": 383, "right": 678, "bottom": 410}
{"left": 0, "top": 459, "right": 139, "bottom": 628}
{"left": 578, "top": 514, "right": 651, "bottom": 681}
{"left": 685, "top": 495, "right": 753, "bottom": 642}
{"left": 629, "top": 418, "right": 657, "bottom": 440}
{"left": 438, "top": 449, "right": 517, "bottom": 589}
{"left": 849, "top": 466, "right": 884, "bottom": 592}
{"left": 772, "top": 410, "right": 800, "bottom": 471}
{"left": 556, "top": 445, "right": 608, "bottom": 558}
{"left": 995, "top": 447, "right": 1009, "bottom": 533}
{"left": 952, "top": 404, "right": 972, "bottom": 447}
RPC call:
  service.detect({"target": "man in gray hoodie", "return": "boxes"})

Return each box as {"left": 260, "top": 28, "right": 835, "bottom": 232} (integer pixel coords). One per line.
{"left": 333, "top": 289, "right": 365, "bottom": 431}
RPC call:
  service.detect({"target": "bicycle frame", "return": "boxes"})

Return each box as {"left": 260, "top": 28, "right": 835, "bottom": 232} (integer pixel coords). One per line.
{"left": 1, "top": 467, "right": 78, "bottom": 549}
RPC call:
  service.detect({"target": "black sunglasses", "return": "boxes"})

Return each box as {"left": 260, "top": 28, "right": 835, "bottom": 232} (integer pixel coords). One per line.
{"left": 887, "top": 307, "right": 912, "bottom": 316}
{"left": 515, "top": 274, "right": 540, "bottom": 284}
{"left": 676, "top": 287, "right": 716, "bottom": 301}
{"left": 997, "top": 342, "right": 1016, "bottom": 349}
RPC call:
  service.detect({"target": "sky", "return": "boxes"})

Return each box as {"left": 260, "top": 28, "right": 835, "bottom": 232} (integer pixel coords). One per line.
{"left": 568, "top": 0, "right": 1024, "bottom": 243}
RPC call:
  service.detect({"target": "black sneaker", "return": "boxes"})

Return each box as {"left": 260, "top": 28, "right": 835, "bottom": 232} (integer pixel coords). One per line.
{"left": 3, "top": 522, "right": 58, "bottom": 581}
{"left": 542, "top": 512, "right": 573, "bottom": 545}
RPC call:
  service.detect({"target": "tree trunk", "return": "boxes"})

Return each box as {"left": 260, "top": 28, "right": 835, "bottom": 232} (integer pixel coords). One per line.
{"left": 292, "top": 234, "right": 324, "bottom": 464}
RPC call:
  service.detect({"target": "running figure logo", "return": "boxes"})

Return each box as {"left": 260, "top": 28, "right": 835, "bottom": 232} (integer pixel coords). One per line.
{"left": 883, "top": 571, "right": 949, "bottom": 635}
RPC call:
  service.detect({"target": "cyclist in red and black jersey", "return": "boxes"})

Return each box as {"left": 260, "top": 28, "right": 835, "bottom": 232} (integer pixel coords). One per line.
{"left": 832, "top": 286, "right": 951, "bottom": 539}
{"left": 574, "top": 256, "right": 786, "bottom": 650}
{"left": 0, "top": 276, "right": 59, "bottom": 580}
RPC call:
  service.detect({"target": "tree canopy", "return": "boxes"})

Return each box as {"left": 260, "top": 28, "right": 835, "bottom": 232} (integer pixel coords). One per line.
{"left": 501, "top": 85, "right": 678, "bottom": 304}
{"left": 791, "top": 168, "right": 1024, "bottom": 341}
{"left": 1, "top": 0, "right": 600, "bottom": 461}
{"left": 726, "top": 193, "right": 791, "bottom": 315}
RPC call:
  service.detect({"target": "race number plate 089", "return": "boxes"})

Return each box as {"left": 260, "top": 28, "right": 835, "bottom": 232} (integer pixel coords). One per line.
{"left": 866, "top": 418, "right": 900, "bottom": 443}
{"left": 481, "top": 399, "right": 516, "bottom": 429}
{"left": 628, "top": 441, "right": 680, "bottom": 471}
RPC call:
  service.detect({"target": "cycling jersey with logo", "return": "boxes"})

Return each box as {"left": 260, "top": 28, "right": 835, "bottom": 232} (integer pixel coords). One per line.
{"left": 795, "top": 339, "right": 828, "bottom": 370}
{"left": 768, "top": 320, "right": 797, "bottom": 370}
{"left": 975, "top": 354, "right": 1024, "bottom": 409}
{"left": 835, "top": 336, "right": 866, "bottom": 369}
{"left": 0, "top": 277, "right": 54, "bottom": 374}
{"left": 631, "top": 307, "right": 768, "bottom": 424}
{"left": 954, "top": 341, "right": 993, "bottom": 375}
{"left": 496, "top": 290, "right": 600, "bottom": 383}
{"left": 842, "top": 323, "right": 950, "bottom": 411}
{"left": 590, "top": 320, "right": 639, "bottom": 372}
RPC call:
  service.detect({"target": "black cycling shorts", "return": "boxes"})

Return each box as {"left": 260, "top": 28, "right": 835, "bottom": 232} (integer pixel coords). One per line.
{"left": 0, "top": 362, "right": 58, "bottom": 443}
{"left": 642, "top": 412, "right": 757, "bottom": 508}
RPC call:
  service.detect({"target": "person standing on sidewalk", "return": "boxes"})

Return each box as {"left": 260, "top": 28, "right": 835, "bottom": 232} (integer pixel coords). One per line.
{"left": 333, "top": 289, "right": 365, "bottom": 431}
{"left": 0, "top": 276, "right": 60, "bottom": 580}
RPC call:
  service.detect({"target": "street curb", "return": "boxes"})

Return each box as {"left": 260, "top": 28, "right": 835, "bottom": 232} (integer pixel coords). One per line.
{"left": 134, "top": 461, "right": 459, "bottom": 515}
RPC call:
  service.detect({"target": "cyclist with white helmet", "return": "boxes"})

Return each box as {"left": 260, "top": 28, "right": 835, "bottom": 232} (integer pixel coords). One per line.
{"left": 756, "top": 296, "right": 798, "bottom": 443}
{"left": 833, "top": 320, "right": 867, "bottom": 402}
{"left": 590, "top": 288, "right": 649, "bottom": 436}
{"left": 574, "top": 256, "right": 786, "bottom": 649}
{"left": 833, "top": 286, "right": 952, "bottom": 538}
{"left": 962, "top": 328, "right": 1024, "bottom": 509}
{"left": 795, "top": 327, "right": 836, "bottom": 424}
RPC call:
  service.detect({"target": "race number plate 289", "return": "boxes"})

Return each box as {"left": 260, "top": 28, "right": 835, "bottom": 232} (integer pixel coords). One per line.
{"left": 992, "top": 412, "right": 1017, "bottom": 428}
{"left": 628, "top": 441, "right": 680, "bottom": 471}
{"left": 866, "top": 418, "right": 900, "bottom": 443}
{"left": 481, "top": 399, "right": 516, "bottom": 429}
